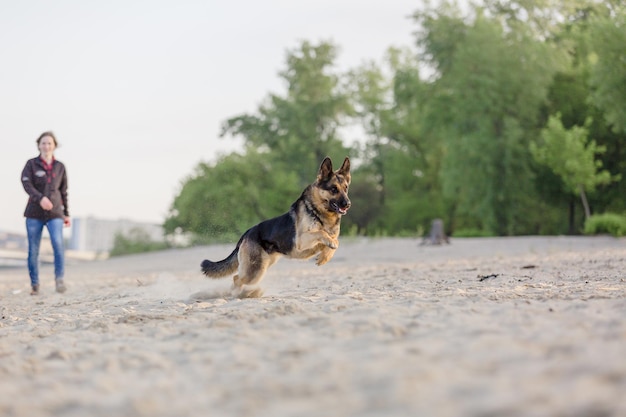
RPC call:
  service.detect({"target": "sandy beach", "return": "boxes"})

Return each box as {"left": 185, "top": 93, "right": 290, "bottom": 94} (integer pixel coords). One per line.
{"left": 1, "top": 236, "right": 625, "bottom": 417}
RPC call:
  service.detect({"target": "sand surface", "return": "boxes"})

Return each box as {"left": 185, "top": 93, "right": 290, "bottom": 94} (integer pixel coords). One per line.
{"left": 1, "top": 236, "right": 625, "bottom": 417}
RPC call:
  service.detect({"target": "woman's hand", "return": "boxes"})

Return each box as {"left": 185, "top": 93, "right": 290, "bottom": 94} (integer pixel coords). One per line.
{"left": 40, "top": 196, "right": 53, "bottom": 211}
{"left": 64, "top": 217, "right": 71, "bottom": 227}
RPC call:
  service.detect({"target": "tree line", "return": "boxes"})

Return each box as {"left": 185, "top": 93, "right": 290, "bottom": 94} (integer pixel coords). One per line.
{"left": 164, "top": 0, "right": 626, "bottom": 242}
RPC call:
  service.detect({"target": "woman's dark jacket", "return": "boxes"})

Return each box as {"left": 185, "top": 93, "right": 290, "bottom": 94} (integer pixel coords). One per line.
{"left": 21, "top": 157, "right": 69, "bottom": 220}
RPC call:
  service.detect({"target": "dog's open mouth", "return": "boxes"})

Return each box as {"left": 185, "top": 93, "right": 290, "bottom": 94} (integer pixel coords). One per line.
{"left": 331, "top": 202, "right": 350, "bottom": 215}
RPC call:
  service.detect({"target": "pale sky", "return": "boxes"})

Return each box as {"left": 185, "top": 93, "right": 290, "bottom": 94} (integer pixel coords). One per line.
{"left": 1, "top": 0, "right": 421, "bottom": 234}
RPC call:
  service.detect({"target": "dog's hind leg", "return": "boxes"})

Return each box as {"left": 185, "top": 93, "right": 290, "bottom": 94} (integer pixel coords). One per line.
{"left": 231, "top": 240, "right": 278, "bottom": 298}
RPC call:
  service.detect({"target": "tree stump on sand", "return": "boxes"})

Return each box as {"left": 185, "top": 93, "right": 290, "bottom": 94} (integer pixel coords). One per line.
{"left": 421, "top": 218, "right": 450, "bottom": 245}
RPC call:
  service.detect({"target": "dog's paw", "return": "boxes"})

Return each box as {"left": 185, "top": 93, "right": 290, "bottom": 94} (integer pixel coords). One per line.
{"left": 238, "top": 287, "right": 264, "bottom": 299}
{"left": 231, "top": 282, "right": 264, "bottom": 299}
{"left": 315, "top": 250, "right": 334, "bottom": 266}
{"left": 326, "top": 238, "right": 339, "bottom": 250}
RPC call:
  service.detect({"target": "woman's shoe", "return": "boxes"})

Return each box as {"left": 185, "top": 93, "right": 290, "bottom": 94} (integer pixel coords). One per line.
{"left": 55, "top": 280, "right": 66, "bottom": 293}
{"left": 30, "top": 285, "right": 40, "bottom": 295}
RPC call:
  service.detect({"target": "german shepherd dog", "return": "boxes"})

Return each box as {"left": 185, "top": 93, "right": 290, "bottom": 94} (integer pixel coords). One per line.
{"left": 201, "top": 157, "right": 351, "bottom": 298}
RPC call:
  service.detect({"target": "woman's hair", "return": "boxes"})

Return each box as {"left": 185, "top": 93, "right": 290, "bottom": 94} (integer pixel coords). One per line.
{"left": 36, "top": 131, "right": 58, "bottom": 147}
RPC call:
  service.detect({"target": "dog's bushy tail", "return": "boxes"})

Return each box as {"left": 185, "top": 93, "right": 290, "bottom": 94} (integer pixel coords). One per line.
{"left": 201, "top": 246, "right": 239, "bottom": 278}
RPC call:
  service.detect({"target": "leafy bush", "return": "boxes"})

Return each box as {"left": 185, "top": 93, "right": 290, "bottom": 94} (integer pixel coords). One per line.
{"left": 583, "top": 213, "right": 626, "bottom": 237}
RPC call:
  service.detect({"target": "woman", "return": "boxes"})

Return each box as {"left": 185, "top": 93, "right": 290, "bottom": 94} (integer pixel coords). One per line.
{"left": 21, "top": 131, "right": 70, "bottom": 295}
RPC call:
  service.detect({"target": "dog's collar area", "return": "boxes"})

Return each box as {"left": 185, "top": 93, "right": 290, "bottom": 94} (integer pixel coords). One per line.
{"left": 304, "top": 199, "right": 323, "bottom": 225}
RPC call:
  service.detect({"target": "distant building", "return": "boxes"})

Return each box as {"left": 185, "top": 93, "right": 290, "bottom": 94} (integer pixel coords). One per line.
{"left": 0, "top": 230, "right": 50, "bottom": 266}
{"left": 68, "top": 217, "right": 164, "bottom": 253}
{"left": 0, "top": 231, "right": 28, "bottom": 251}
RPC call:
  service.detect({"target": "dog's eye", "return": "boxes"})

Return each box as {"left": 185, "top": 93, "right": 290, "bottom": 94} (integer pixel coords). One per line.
{"left": 330, "top": 186, "right": 339, "bottom": 194}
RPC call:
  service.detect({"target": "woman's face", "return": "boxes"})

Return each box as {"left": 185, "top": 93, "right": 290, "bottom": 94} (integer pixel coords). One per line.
{"left": 38, "top": 136, "right": 56, "bottom": 155}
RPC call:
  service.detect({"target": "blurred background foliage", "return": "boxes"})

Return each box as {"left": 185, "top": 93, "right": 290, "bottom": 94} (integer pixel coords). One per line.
{"left": 164, "top": 0, "right": 626, "bottom": 242}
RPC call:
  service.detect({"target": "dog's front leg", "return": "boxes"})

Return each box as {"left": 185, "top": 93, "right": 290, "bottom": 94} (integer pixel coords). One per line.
{"left": 315, "top": 246, "right": 336, "bottom": 266}
{"left": 318, "top": 230, "right": 339, "bottom": 249}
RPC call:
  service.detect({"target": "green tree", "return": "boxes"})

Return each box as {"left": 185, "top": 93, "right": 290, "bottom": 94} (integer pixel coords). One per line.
{"left": 539, "top": 0, "right": 626, "bottom": 229}
{"left": 339, "top": 164, "right": 384, "bottom": 235}
{"left": 164, "top": 151, "right": 301, "bottom": 242}
{"left": 347, "top": 48, "right": 445, "bottom": 235}
{"left": 165, "top": 41, "right": 353, "bottom": 241}
{"left": 221, "top": 41, "right": 352, "bottom": 185}
{"left": 164, "top": 1, "right": 626, "bottom": 240}
{"left": 483, "top": 0, "right": 595, "bottom": 40}
{"left": 413, "top": 4, "right": 567, "bottom": 235}
{"left": 530, "top": 114, "right": 616, "bottom": 219}
{"left": 587, "top": 3, "right": 626, "bottom": 133}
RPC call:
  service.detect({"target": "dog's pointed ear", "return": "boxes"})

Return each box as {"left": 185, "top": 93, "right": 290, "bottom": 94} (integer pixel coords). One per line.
{"left": 338, "top": 157, "right": 350, "bottom": 174}
{"left": 337, "top": 157, "right": 351, "bottom": 183}
{"left": 318, "top": 157, "right": 333, "bottom": 181}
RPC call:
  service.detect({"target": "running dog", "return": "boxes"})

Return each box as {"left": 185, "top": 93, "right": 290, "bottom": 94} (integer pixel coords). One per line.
{"left": 201, "top": 156, "right": 351, "bottom": 297}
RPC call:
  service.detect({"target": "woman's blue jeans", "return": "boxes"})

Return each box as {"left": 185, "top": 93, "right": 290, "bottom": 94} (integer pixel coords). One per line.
{"left": 26, "top": 217, "right": 65, "bottom": 287}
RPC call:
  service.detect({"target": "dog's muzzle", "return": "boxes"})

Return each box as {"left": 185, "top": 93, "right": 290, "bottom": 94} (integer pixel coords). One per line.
{"left": 331, "top": 199, "right": 351, "bottom": 215}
